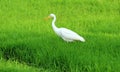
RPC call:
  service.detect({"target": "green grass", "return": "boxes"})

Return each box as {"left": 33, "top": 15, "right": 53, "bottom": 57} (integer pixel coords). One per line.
{"left": 0, "top": 0, "right": 120, "bottom": 72}
{"left": 0, "top": 59, "right": 41, "bottom": 72}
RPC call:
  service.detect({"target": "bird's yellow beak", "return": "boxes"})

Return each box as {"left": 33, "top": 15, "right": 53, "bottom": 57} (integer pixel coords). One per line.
{"left": 44, "top": 16, "right": 51, "bottom": 20}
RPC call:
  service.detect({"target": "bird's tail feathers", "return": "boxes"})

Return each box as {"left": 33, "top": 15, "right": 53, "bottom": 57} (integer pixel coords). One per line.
{"left": 79, "top": 36, "right": 85, "bottom": 42}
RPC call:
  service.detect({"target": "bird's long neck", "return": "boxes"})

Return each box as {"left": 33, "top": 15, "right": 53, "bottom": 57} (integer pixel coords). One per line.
{"left": 52, "top": 16, "right": 59, "bottom": 32}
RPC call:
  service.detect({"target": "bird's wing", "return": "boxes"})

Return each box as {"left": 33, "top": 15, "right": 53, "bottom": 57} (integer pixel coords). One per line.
{"left": 60, "top": 28, "right": 83, "bottom": 40}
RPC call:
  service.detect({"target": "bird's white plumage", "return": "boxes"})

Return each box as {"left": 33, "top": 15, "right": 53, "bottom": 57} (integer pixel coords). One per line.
{"left": 48, "top": 13, "right": 85, "bottom": 42}
{"left": 59, "top": 28, "right": 85, "bottom": 42}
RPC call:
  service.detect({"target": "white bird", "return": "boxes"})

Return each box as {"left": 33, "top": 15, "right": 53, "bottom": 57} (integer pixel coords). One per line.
{"left": 46, "top": 13, "right": 85, "bottom": 42}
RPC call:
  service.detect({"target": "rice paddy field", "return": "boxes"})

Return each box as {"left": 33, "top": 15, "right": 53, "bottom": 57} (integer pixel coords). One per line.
{"left": 0, "top": 0, "right": 120, "bottom": 72}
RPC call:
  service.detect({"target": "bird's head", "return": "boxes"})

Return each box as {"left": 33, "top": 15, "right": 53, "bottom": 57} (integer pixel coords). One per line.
{"left": 49, "top": 14, "right": 55, "bottom": 18}
{"left": 44, "top": 13, "right": 56, "bottom": 20}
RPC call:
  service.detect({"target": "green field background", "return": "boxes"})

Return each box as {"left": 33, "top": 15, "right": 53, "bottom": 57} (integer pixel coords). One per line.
{"left": 0, "top": 0, "right": 120, "bottom": 72}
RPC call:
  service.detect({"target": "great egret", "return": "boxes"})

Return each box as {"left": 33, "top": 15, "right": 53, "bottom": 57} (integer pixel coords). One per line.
{"left": 46, "top": 14, "right": 85, "bottom": 42}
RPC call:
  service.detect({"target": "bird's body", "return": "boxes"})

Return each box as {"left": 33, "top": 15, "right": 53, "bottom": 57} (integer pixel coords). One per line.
{"left": 48, "top": 14, "right": 85, "bottom": 42}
